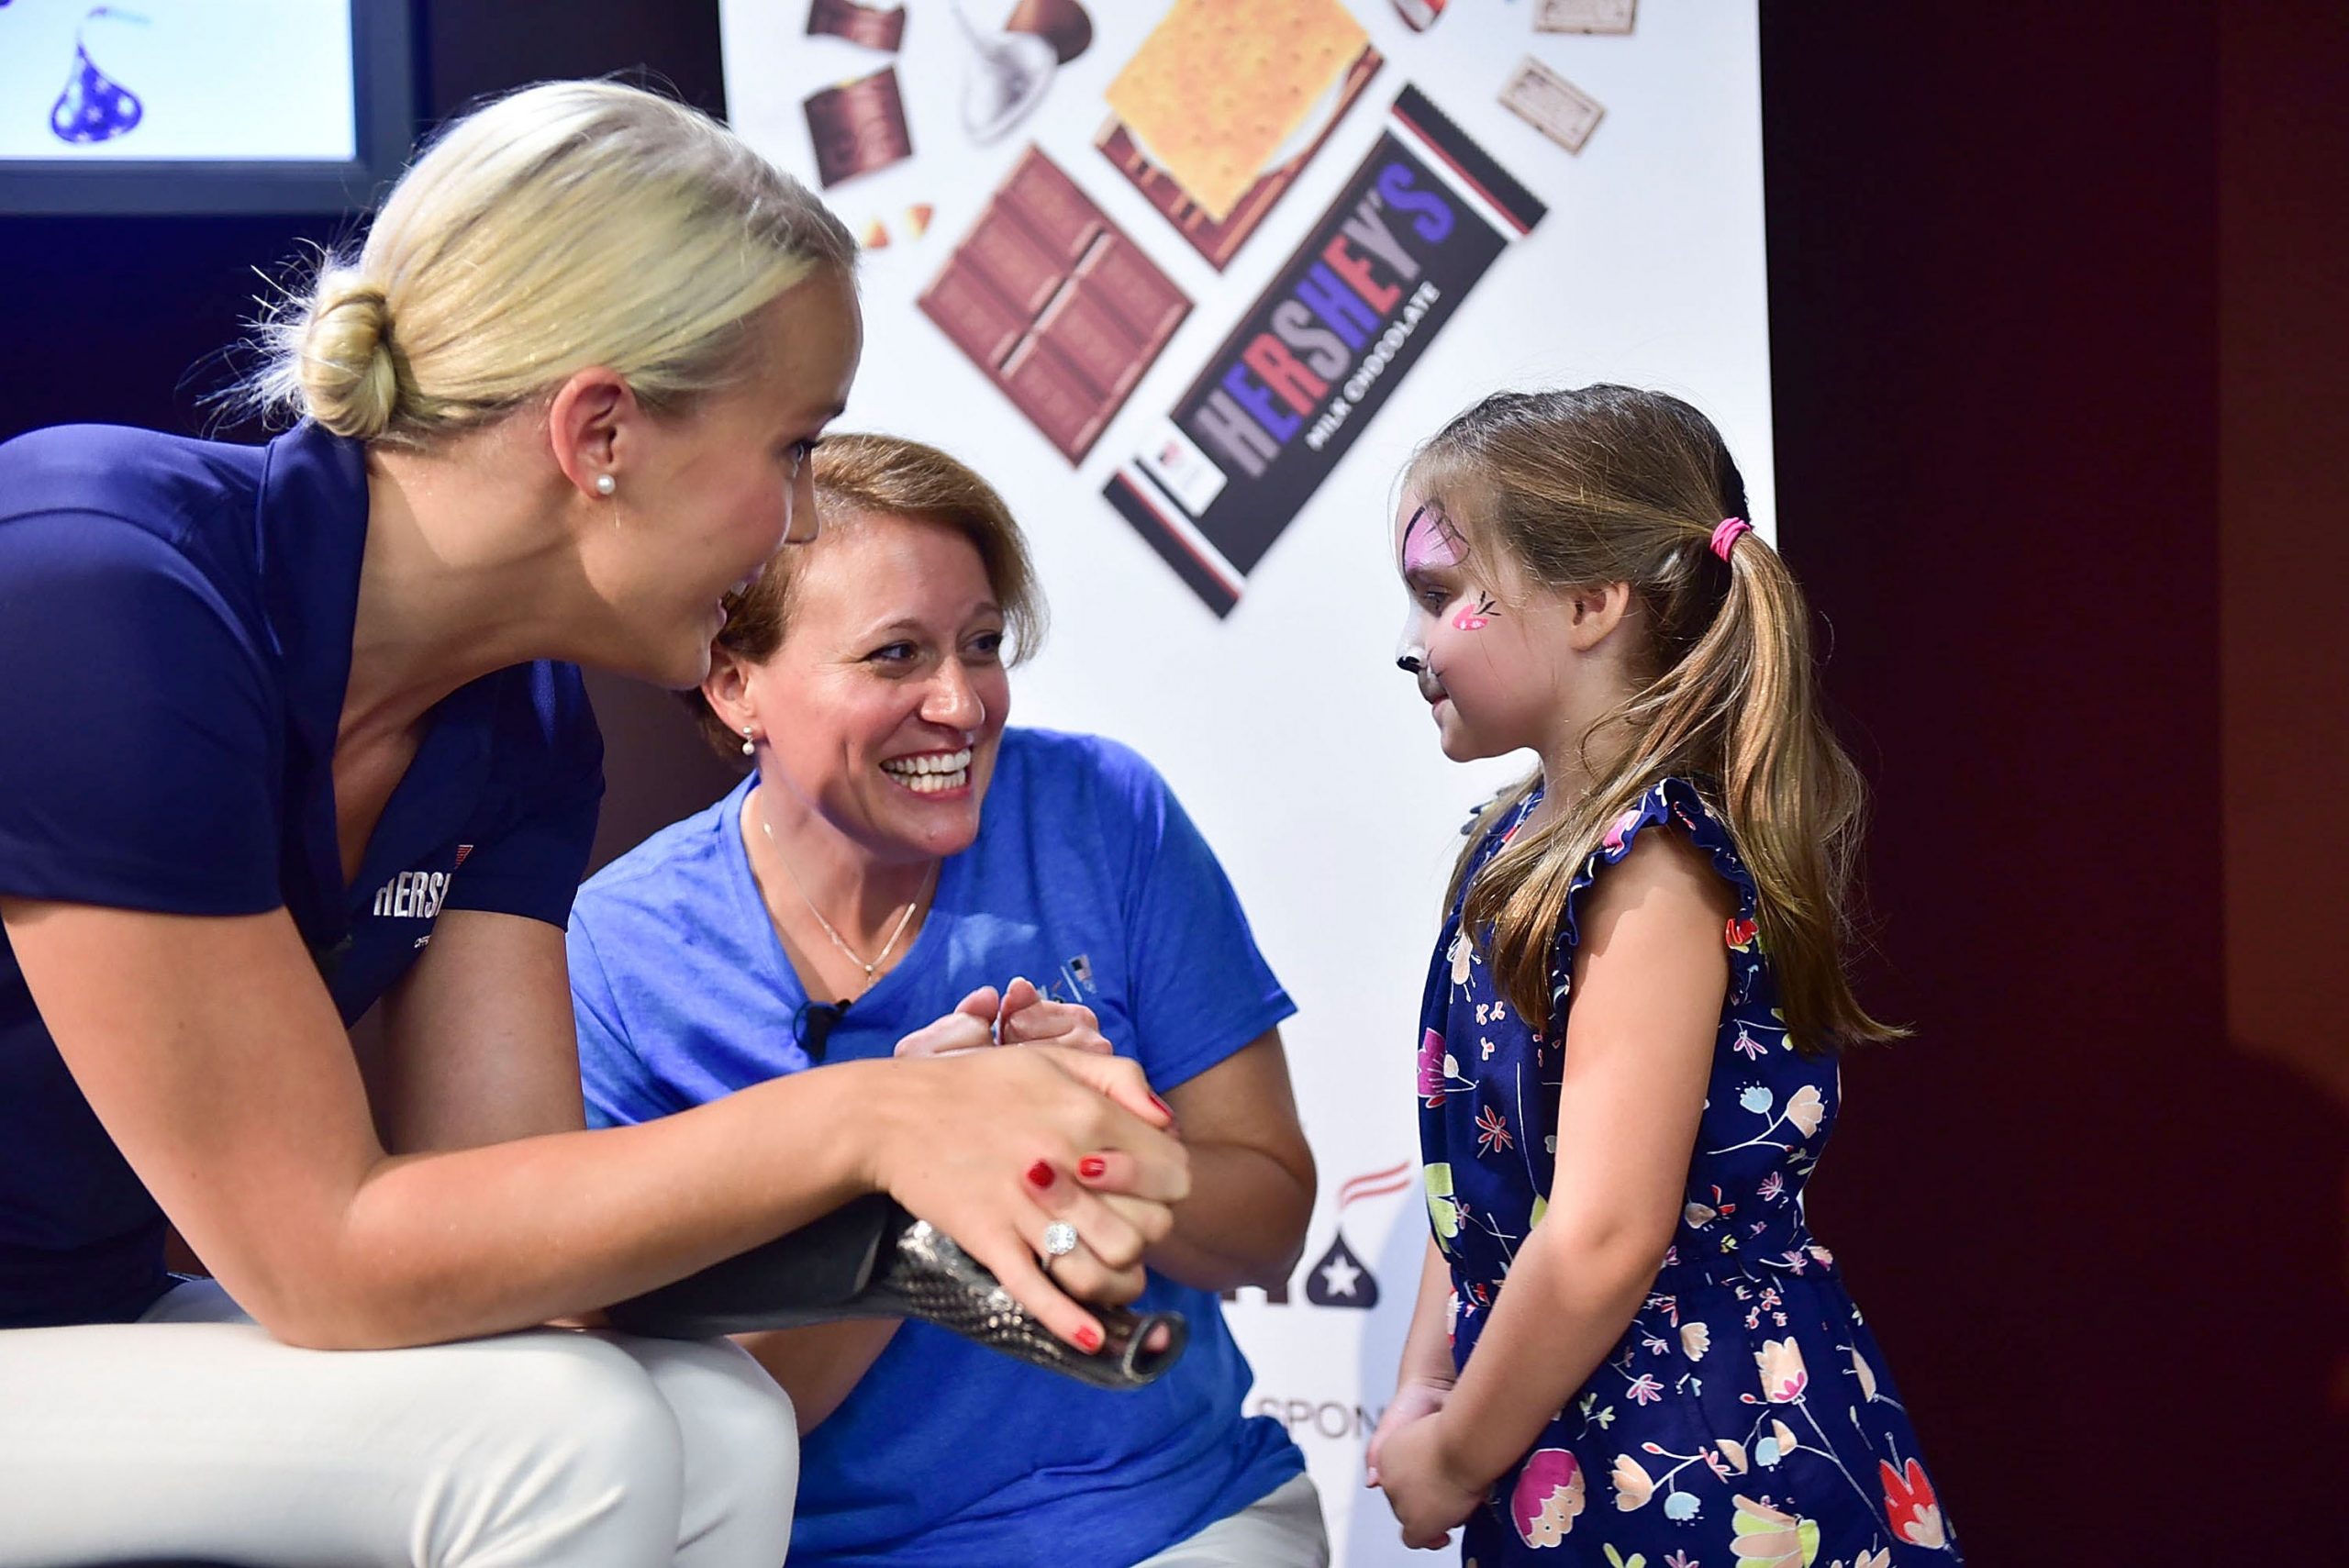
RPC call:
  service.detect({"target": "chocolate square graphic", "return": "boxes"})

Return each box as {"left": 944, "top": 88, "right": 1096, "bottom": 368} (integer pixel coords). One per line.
{"left": 804, "top": 67, "right": 912, "bottom": 189}
{"left": 806, "top": 0, "right": 907, "bottom": 52}
{"left": 918, "top": 149, "right": 1190, "bottom": 463}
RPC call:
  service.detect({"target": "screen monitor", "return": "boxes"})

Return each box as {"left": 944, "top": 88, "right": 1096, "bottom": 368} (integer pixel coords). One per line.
{"left": 0, "top": 0, "right": 413, "bottom": 213}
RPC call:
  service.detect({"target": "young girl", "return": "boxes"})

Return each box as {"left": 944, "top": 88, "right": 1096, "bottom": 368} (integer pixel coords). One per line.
{"left": 1367, "top": 386, "right": 1958, "bottom": 1565}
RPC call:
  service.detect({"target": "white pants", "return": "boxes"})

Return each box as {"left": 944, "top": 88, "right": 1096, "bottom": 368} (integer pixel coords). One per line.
{"left": 0, "top": 1278, "right": 797, "bottom": 1568}
{"left": 1129, "top": 1474, "right": 1330, "bottom": 1568}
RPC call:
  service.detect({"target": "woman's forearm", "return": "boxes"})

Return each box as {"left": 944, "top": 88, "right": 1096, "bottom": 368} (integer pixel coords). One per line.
{"left": 1140, "top": 1034, "right": 1314, "bottom": 1293}
{"left": 1145, "top": 1138, "right": 1312, "bottom": 1292}
{"left": 307, "top": 1061, "right": 892, "bottom": 1348}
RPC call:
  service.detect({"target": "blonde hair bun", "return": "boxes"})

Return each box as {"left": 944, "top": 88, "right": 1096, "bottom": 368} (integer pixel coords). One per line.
{"left": 296, "top": 273, "right": 402, "bottom": 439}
{"left": 240, "top": 80, "right": 856, "bottom": 446}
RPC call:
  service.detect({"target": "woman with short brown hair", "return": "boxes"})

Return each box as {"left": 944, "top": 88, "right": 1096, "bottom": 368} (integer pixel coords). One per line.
{"left": 573, "top": 433, "right": 1331, "bottom": 1566}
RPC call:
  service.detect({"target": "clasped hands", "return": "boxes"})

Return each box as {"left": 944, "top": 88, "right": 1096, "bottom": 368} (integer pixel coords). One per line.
{"left": 882, "top": 978, "right": 1179, "bottom": 1352}
{"left": 1365, "top": 1377, "right": 1487, "bottom": 1551}
{"left": 892, "top": 976, "right": 1116, "bottom": 1060}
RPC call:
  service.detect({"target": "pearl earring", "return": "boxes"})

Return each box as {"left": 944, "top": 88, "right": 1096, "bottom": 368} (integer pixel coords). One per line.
{"left": 594, "top": 473, "right": 617, "bottom": 496}
{"left": 740, "top": 726, "right": 757, "bottom": 757}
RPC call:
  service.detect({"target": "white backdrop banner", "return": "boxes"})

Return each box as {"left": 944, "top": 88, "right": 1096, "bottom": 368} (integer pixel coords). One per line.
{"left": 718, "top": 3, "right": 1771, "bottom": 1560}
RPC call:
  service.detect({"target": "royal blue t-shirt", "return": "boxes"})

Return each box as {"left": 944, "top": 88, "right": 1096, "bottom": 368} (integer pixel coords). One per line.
{"left": 0, "top": 421, "right": 604, "bottom": 1329}
{"left": 569, "top": 729, "right": 1305, "bottom": 1567}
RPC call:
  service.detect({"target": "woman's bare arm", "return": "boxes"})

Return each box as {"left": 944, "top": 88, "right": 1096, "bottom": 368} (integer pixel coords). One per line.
{"left": 733, "top": 1320, "right": 903, "bottom": 1434}
{"left": 993, "top": 1001, "right": 1314, "bottom": 1292}
{"left": 373, "top": 908, "right": 585, "bottom": 1151}
{"left": 1148, "top": 1032, "right": 1316, "bottom": 1292}
{"left": 3, "top": 897, "right": 1187, "bottom": 1352}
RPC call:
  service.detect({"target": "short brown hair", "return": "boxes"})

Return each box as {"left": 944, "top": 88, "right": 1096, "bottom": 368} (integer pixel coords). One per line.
{"left": 687, "top": 431, "right": 1046, "bottom": 759}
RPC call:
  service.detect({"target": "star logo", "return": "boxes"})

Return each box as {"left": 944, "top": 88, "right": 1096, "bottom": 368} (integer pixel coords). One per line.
{"left": 1303, "top": 1229, "right": 1378, "bottom": 1308}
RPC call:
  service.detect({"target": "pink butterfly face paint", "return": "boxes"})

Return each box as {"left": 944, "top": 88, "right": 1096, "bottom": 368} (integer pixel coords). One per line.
{"left": 1400, "top": 504, "right": 1471, "bottom": 574}
{"left": 1452, "top": 590, "right": 1498, "bottom": 633}
{"left": 1396, "top": 493, "right": 1552, "bottom": 766}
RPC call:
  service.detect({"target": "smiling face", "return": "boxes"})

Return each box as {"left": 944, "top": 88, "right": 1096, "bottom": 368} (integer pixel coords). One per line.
{"left": 724, "top": 508, "right": 1012, "bottom": 865}
{"left": 585, "top": 268, "right": 863, "bottom": 688}
{"left": 1394, "top": 489, "right": 1580, "bottom": 764}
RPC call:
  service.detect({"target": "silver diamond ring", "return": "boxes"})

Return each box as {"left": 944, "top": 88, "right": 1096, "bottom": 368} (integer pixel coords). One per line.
{"left": 1041, "top": 1219, "right": 1079, "bottom": 1259}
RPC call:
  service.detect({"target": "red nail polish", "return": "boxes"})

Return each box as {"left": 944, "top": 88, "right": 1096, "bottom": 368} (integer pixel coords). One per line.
{"left": 1078, "top": 1155, "right": 1108, "bottom": 1180}
{"left": 1025, "top": 1160, "right": 1055, "bottom": 1189}
{"left": 1148, "top": 1093, "right": 1174, "bottom": 1119}
{"left": 1074, "top": 1323, "right": 1103, "bottom": 1353}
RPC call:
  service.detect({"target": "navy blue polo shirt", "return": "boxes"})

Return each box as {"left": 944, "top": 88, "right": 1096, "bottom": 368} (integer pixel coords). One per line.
{"left": 0, "top": 421, "right": 604, "bottom": 1329}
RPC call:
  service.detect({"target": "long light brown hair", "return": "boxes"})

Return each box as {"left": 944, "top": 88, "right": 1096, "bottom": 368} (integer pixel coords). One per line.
{"left": 1418, "top": 386, "right": 1898, "bottom": 1051}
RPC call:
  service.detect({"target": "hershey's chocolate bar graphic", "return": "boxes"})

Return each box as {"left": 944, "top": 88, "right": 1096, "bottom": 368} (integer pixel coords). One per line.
{"left": 1105, "top": 86, "right": 1546, "bottom": 617}
{"left": 918, "top": 148, "right": 1190, "bottom": 463}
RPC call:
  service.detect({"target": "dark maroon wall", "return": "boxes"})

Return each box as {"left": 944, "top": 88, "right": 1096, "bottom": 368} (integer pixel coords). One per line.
{"left": 1762, "top": 3, "right": 2345, "bottom": 1560}
{"left": 2219, "top": 0, "right": 2349, "bottom": 1354}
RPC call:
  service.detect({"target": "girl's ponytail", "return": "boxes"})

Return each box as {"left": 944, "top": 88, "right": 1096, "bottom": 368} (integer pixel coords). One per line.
{"left": 1709, "top": 528, "right": 1898, "bottom": 1049}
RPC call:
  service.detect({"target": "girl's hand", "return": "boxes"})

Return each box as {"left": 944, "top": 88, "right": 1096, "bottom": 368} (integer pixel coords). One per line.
{"left": 893, "top": 987, "right": 1000, "bottom": 1058}
{"left": 863, "top": 1044, "right": 1187, "bottom": 1352}
{"left": 1364, "top": 1374, "right": 1453, "bottom": 1487}
{"left": 891, "top": 982, "right": 1115, "bottom": 1059}
{"left": 1375, "top": 1410, "right": 1486, "bottom": 1551}
{"left": 995, "top": 976, "right": 1114, "bottom": 1054}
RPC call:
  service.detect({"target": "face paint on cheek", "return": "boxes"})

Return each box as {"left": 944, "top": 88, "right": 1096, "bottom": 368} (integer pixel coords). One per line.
{"left": 1452, "top": 591, "right": 1498, "bottom": 633}
{"left": 1400, "top": 504, "right": 1470, "bottom": 574}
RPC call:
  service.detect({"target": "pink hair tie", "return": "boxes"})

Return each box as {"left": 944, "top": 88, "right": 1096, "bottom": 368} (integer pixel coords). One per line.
{"left": 1710, "top": 517, "right": 1753, "bottom": 561}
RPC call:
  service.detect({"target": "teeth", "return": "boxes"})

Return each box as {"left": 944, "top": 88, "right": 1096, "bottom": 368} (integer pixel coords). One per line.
{"left": 889, "top": 768, "right": 969, "bottom": 795}
{"left": 881, "top": 750, "right": 974, "bottom": 793}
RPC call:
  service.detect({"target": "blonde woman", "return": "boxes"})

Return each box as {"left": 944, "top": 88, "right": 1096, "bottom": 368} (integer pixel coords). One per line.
{"left": 0, "top": 82, "right": 1184, "bottom": 1568}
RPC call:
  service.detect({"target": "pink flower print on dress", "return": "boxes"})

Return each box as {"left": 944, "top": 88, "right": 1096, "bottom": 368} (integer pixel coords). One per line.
{"left": 1418, "top": 1029, "right": 1449, "bottom": 1106}
{"left": 1609, "top": 1451, "right": 1654, "bottom": 1511}
{"left": 1784, "top": 1084, "right": 1826, "bottom": 1138}
{"left": 1754, "top": 1338, "right": 1809, "bottom": 1402}
{"left": 1603, "top": 806, "right": 1643, "bottom": 853}
{"left": 1726, "top": 914, "right": 1759, "bottom": 950}
{"left": 1510, "top": 1448, "right": 1587, "bottom": 1546}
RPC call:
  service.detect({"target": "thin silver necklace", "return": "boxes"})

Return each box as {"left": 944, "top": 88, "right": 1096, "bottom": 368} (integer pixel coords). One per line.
{"left": 756, "top": 797, "right": 934, "bottom": 991}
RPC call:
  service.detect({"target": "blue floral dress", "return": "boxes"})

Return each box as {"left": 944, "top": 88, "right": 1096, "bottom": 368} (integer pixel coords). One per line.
{"left": 1418, "top": 778, "right": 1960, "bottom": 1568}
